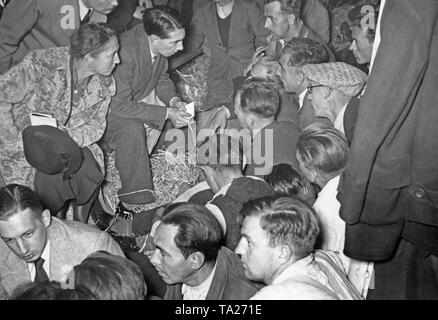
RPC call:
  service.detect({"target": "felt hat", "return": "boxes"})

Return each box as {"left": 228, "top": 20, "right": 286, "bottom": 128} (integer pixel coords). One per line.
{"left": 22, "top": 125, "right": 83, "bottom": 179}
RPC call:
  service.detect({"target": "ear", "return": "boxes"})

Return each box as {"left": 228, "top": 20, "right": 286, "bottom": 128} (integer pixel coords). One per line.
{"left": 287, "top": 14, "right": 296, "bottom": 25}
{"left": 41, "top": 209, "right": 52, "bottom": 228}
{"left": 277, "top": 244, "right": 293, "bottom": 264}
{"left": 189, "top": 252, "right": 205, "bottom": 270}
{"left": 150, "top": 34, "right": 160, "bottom": 44}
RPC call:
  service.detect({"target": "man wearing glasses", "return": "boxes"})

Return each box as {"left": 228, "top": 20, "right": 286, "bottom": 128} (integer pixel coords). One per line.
{"left": 302, "top": 62, "right": 367, "bottom": 144}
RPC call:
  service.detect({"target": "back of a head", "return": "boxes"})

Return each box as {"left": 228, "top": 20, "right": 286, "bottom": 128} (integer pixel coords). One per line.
{"left": 142, "top": 6, "right": 183, "bottom": 39}
{"left": 296, "top": 124, "right": 349, "bottom": 177}
{"left": 0, "top": 184, "right": 43, "bottom": 220}
{"left": 197, "top": 133, "right": 244, "bottom": 173}
{"left": 283, "top": 37, "right": 329, "bottom": 67}
{"left": 74, "top": 251, "right": 147, "bottom": 300}
{"left": 70, "top": 23, "right": 116, "bottom": 60}
{"left": 265, "top": 163, "right": 317, "bottom": 205}
{"left": 240, "top": 195, "right": 320, "bottom": 260}
{"left": 238, "top": 77, "right": 281, "bottom": 119}
{"left": 13, "top": 281, "right": 96, "bottom": 300}
{"left": 161, "top": 203, "right": 224, "bottom": 262}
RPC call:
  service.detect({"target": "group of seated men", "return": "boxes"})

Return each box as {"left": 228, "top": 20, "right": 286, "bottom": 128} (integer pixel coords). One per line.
{"left": 2, "top": 0, "right": 436, "bottom": 301}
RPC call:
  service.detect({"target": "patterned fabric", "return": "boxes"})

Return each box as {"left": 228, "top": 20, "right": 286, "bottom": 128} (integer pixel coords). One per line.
{"left": 0, "top": 47, "right": 116, "bottom": 187}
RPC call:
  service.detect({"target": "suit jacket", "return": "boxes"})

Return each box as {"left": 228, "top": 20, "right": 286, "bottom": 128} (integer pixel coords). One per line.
{"left": 244, "top": 120, "right": 301, "bottom": 177}
{"left": 0, "top": 0, "right": 106, "bottom": 74}
{"left": 0, "top": 217, "right": 124, "bottom": 299}
{"left": 184, "top": 0, "right": 268, "bottom": 106}
{"left": 164, "top": 247, "right": 260, "bottom": 300}
{"left": 339, "top": 0, "right": 438, "bottom": 261}
{"left": 108, "top": 24, "right": 177, "bottom": 129}
{"left": 301, "top": 0, "right": 330, "bottom": 44}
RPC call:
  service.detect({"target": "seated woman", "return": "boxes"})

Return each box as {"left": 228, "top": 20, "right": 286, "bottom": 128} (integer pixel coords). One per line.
{"left": 296, "top": 124, "right": 373, "bottom": 298}
{"left": 0, "top": 23, "right": 120, "bottom": 222}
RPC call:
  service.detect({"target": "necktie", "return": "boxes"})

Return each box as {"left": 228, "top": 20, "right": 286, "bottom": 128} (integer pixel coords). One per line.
{"left": 81, "top": 9, "right": 92, "bottom": 25}
{"left": 34, "top": 258, "right": 49, "bottom": 283}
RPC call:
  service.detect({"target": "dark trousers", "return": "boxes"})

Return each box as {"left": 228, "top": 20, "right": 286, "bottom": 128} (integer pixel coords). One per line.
{"left": 371, "top": 238, "right": 438, "bottom": 300}
{"left": 101, "top": 113, "right": 156, "bottom": 205}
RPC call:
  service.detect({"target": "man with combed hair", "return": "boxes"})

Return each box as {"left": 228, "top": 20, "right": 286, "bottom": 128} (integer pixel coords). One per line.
{"left": 277, "top": 37, "right": 331, "bottom": 130}
{"left": 236, "top": 195, "right": 359, "bottom": 300}
{"left": 150, "top": 202, "right": 259, "bottom": 300}
{"left": 101, "top": 7, "right": 191, "bottom": 218}
{"left": 233, "top": 77, "right": 301, "bottom": 176}
{"left": 296, "top": 125, "right": 373, "bottom": 297}
{"left": 0, "top": 0, "right": 119, "bottom": 74}
{"left": 255, "top": 0, "right": 330, "bottom": 43}
{"left": 262, "top": 0, "right": 333, "bottom": 60}
{"left": 0, "top": 184, "right": 124, "bottom": 300}
{"left": 303, "top": 62, "right": 367, "bottom": 143}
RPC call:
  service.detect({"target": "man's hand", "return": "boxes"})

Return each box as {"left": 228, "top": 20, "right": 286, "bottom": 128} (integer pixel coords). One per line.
{"left": 245, "top": 46, "right": 268, "bottom": 76}
{"left": 167, "top": 107, "right": 191, "bottom": 128}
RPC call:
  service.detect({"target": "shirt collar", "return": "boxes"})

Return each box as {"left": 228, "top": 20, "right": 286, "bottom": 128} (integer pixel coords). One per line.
{"left": 148, "top": 37, "right": 158, "bottom": 64}
{"left": 333, "top": 103, "right": 348, "bottom": 134}
{"left": 271, "top": 254, "right": 314, "bottom": 285}
{"left": 298, "top": 89, "right": 308, "bottom": 110}
{"left": 78, "top": 0, "right": 93, "bottom": 20}
{"left": 181, "top": 260, "right": 218, "bottom": 300}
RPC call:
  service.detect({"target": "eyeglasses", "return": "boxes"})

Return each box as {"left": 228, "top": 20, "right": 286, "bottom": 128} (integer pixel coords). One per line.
{"left": 307, "top": 84, "right": 324, "bottom": 94}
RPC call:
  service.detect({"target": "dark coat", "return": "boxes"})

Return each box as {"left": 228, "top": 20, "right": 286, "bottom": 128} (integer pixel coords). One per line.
{"left": 339, "top": 0, "right": 438, "bottom": 261}
{"left": 244, "top": 120, "right": 301, "bottom": 177}
{"left": 164, "top": 247, "right": 259, "bottom": 300}
{"left": 184, "top": 0, "right": 268, "bottom": 106}
{"left": 108, "top": 24, "right": 177, "bottom": 129}
{"left": 210, "top": 177, "right": 275, "bottom": 250}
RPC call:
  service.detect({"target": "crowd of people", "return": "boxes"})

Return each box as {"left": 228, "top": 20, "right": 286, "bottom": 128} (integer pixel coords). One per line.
{"left": 0, "top": 0, "right": 437, "bottom": 301}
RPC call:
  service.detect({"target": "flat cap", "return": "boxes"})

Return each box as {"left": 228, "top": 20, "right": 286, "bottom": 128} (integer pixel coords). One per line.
{"left": 303, "top": 62, "right": 367, "bottom": 97}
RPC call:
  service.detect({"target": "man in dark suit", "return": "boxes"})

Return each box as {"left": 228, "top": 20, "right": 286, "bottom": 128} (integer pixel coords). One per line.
{"left": 0, "top": 184, "right": 124, "bottom": 300}
{"left": 339, "top": 0, "right": 438, "bottom": 299}
{"left": 102, "top": 7, "right": 191, "bottom": 212}
{"left": 0, "top": 0, "right": 119, "bottom": 74}
{"left": 177, "top": 0, "right": 268, "bottom": 108}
